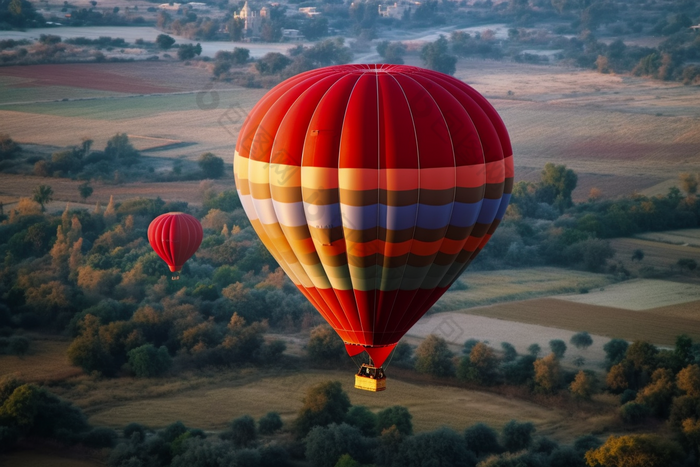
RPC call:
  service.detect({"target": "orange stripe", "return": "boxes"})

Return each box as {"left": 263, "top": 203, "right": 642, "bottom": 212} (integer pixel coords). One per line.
{"left": 456, "top": 164, "right": 486, "bottom": 188}
{"left": 437, "top": 238, "right": 464, "bottom": 255}
{"left": 464, "top": 236, "right": 483, "bottom": 252}
{"left": 345, "top": 238, "right": 449, "bottom": 258}
{"left": 379, "top": 169, "right": 419, "bottom": 191}
{"left": 419, "top": 167, "right": 456, "bottom": 190}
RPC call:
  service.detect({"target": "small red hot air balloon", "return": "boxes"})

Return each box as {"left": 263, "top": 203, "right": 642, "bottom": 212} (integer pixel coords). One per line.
{"left": 148, "top": 212, "right": 203, "bottom": 279}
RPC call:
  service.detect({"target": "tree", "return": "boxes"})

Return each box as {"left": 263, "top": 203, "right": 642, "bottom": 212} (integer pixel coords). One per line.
{"left": 460, "top": 342, "right": 499, "bottom": 384}
{"left": 501, "top": 342, "right": 517, "bottom": 363}
{"left": 376, "top": 40, "right": 406, "bottom": 64}
{"left": 501, "top": 420, "right": 535, "bottom": 453}
{"left": 570, "top": 370, "right": 596, "bottom": 400}
{"left": 293, "top": 381, "right": 350, "bottom": 438}
{"left": 344, "top": 405, "right": 377, "bottom": 437}
{"left": 631, "top": 249, "right": 644, "bottom": 261}
{"left": 678, "top": 258, "right": 698, "bottom": 272}
{"left": 104, "top": 133, "right": 139, "bottom": 161}
{"left": 394, "top": 427, "right": 478, "bottom": 467}
{"left": 127, "top": 344, "right": 171, "bottom": 377}
{"left": 156, "top": 34, "right": 175, "bottom": 50}
{"left": 78, "top": 182, "right": 93, "bottom": 201}
{"left": 570, "top": 332, "right": 593, "bottom": 351}
{"left": 255, "top": 52, "right": 291, "bottom": 75}
{"left": 420, "top": 35, "right": 457, "bottom": 75}
{"left": 539, "top": 163, "right": 578, "bottom": 209}
{"left": 585, "top": 434, "right": 683, "bottom": 467}
{"left": 224, "top": 415, "right": 257, "bottom": 448}
{"left": 198, "top": 152, "right": 224, "bottom": 179}
{"left": 258, "top": 411, "right": 283, "bottom": 435}
{"left": 305, "top": 423, "right": 371, "bottom": 467}
{"left": 464, "top": 423, "right": 502, "bottom": 458}
{"left": 67, "top": 314, "right": 115, "bottom": 375}
{"left": 177, "top": 43, "right": 202, "bottom": 60}
{"left": 0, "top": 134, "right": 21, "bottom": 160}
{"left": 307, "top": 325, "right": 345, "bottom": 362}
{"left": 549, "top": 339, "right": 567, "bottom": 359}
{"left": 603, "top": 339, "right": 629, "bottom": 369}
{"left": 32, "top": 185, "right": 53, "bottom": 211}
{"left": 534, "top": 353, "right": 561, "bottom": 394}
{"left": 300, "top": 17, "right": 328, "bottom": 40}
{"left": 415, "top": 334, "right": 455, "bottom": 377}
{"left": 528, "top": 343, "right": 541, "bottom": 357}
{"left": 677, "top": 364, "right": 700, "bottom": 397}
{"left": 377, "top": 405, "right": 413, "bottom": 436}
{"left": 679, "top": 173, "right": 698, "bottom": 195}
{"left": 335, "top": 454, "right": 360, "bottom": 467}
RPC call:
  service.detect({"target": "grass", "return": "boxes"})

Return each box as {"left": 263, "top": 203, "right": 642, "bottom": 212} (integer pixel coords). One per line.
{"left": 456, "top": 297, "right": 700, "bottom": 345}
{"left": 434, "top": 267, "right": 613, "bottom": 312}
{"left": 634, "top": 229, "right": 700, "bottom": 247}
{"left": 85, "top": 368, "right": 610, "bottom": 441}
{"left": 611, "top": 235, "right": 700, "bottom": 277}
{"left": 0, "top": 336, "right": 82, "bottom": 383}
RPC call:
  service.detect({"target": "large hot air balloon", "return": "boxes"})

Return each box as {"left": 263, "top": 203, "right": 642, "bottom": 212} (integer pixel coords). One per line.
{"left": 148, "top": 212, "right": 203, "bottom": 280}
{"left": 234, "top": 64, "right": 513, "bottom": 391}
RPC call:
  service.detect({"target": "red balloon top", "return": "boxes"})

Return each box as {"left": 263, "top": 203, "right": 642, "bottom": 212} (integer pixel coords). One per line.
{"left": 147, "top": 212, "right": 203, "bottom": 273}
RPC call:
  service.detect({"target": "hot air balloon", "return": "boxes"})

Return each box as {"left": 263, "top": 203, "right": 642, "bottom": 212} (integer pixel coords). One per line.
{"left": 234, "top": 64, "right": 513, "bottom": 391}
{"left": 148, "top": 212, "right": 203, "bottom": 280}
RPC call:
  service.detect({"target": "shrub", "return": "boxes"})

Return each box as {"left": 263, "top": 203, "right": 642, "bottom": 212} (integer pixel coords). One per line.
{"left": 501, "top": 420, "right": 535, "bottom": 452}
{"left": 376, "top": 406, "right": 413, "bottom": 436}
{"left": 258, "top": 412, "right": 283, "bottom": 435}
{"left": 82, "top": 427, "right": 117, "bottom": 448}
{"left": 127, "top": 344, "right": 172, "bottom": 377}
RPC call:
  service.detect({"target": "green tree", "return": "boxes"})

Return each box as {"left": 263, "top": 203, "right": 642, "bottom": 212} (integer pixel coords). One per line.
{"left": 679, "top": 173, "right": 698, "bottom": 195}
{"left": 224, "top": 415, "right": 257, "bottom": 448}
{"left": 345, "top": 405, "right": 377, "bottom": 437}
{"left": 539, "top": 162, "right": 578, "bottom": 209}
{"left": 420, "top": 35, "right": 457, "bottom": 75}
{"left": 258, "top": 411, "right": 283, "bottom": 435}
{"left": 528, "top": 343, "right": 541, "bottom": 357}
{"left": 104, "top": 133, "right": 139, "bottom": 162}
{"left": 678, "top": 258, "right": 698, "bottom": 272}
{"left": 393, "top": 427, "right": 478, "bottom": 467}
{"left": 631, "top": 249, "right": 644, "bottom": 261}
{"left": 156, "top": 33, "right": 175, "bottom": 50}
{"left": 255, "top": 52, "right": 291, "bottom": 75}
{"left": 78, "top": 182, "right": 93, "bottom": 201}
{"left": 177, "top": 43, "right": 202, "bottom": 60}
{"left": 377, "top": 405, "right": 413, "bottom": 436}
{"left": 32, "top": 184, "right": 53, "bottom": 212}
{"left": 305, "top": 423, "right": 371, "bottom": 467}
{"left": 570, "top": 332, "right": 593, "bottom": 350}
{"left": 603, "top": 339, "right": 629, "bottom": 369}
{"left": 415, "top": 334, "right": 455, "bottom": 377}
{"left": 501, "top": 420, "right": 535, "bottom": 453}
{"left": 127, "top": 344, "right": 171, "bottom": 377}
{"left": 501, "top": 342, "right": 517, "bottom": 362}
{"left": 585, "top": 434, "right": 683, "bottom": 467}
{"left": 67, "top": 314, "right": 115, "bottom": 375}
{"left": 549, "top": 339, "right": 567, "bottom": 359}
{"left": 376, "top": 40, "right": 406, "bottom": 64}
{"left": 464, "top": 423, "right": 502, "bottom": 457}
{"left": 0, "top": 134, "right": 21, "bottom": 160}
{"left": 300, "top": 17, "right": 328, "bottom": 40}
{"left": 293, "top": 381, "right": 350, "bottom": 438}
{"left": 198, "top": 152, "right": 225, "bottom": 179}
{"left": 335, "top": 454, "right": 360, "bottom": 467}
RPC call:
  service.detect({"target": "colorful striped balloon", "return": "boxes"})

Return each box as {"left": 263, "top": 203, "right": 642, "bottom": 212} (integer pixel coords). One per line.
{"left": 234, "top": 64, "right": 513, "bottom": 367}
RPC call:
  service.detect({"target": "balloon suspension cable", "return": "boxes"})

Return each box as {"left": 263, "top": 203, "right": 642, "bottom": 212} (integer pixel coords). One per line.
{"left": 349, "top": 353, "right": 363, "bottom": 370}
{"left": 382, "top": 345, "right": 398, "bottom": 372}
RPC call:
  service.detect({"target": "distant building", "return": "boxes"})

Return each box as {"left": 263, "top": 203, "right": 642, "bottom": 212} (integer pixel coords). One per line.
{"left": 232, "top": 1, "right": 269, "bottom": 39}
{"left": 158, "top": 2, "right": 182, "bottom": 10}
{"left": 298, "top": 6, "right": 321, "bottom": 17}
{"left": 186, "top": 2, "right": 209, "bottom": 10}
{"left": 691, "top": 24, "right": 700, "bottom": 30}
{"left": 283, "top": 28, "right": 304, "bottom": 41}
{"left": 378, "top": 1, "right": 415, "bottom": 19}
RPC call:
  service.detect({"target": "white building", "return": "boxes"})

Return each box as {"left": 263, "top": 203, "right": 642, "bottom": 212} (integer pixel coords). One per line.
{"left": 232, "top": 1, "right": 269, "bottom": 39}
{"left": 378, "top": 2, "right": 413, "bottom": 19}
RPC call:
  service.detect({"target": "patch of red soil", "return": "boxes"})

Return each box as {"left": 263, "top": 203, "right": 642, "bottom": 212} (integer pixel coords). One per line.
{"left": 0, "top": 62, "right": 178, "bottom": 94}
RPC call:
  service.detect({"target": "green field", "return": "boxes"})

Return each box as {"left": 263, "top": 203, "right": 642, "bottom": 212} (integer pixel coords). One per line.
{"left": 0, "top": 77, "right": 124, "bottom": 105}
{"left": 0, "top": 91, "right": 251, "bottom": 120}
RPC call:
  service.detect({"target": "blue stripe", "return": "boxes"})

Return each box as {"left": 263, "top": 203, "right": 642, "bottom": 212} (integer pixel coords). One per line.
{"left": 415, "top": 203, "right": 453, "bottom": 230}
{"left": 450, "top": 201, "right": 483, "bottom": 227}
{"left": 495, "top": 194, "right": 511, "bottom": 220}
{"left": 380, "top": 204, "right": 419, "bottom": 230}
{"left": 477, "top": 197, "right": 502, "bottom": 224}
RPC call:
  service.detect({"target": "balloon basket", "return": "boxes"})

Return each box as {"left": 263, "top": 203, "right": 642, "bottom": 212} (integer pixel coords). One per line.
{"left": 354, "top": 364, "right": 386, "bottom": 392}
{"left": 171, "top": 274, "right": 180, "bottom": 281}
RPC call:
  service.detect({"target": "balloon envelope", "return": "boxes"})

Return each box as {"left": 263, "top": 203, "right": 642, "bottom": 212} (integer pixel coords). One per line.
{"left": 148, "top": 212, "right": 203, "bottom": 273}
{"left": 234, "top": 64, "right": 513, "bottom": 367}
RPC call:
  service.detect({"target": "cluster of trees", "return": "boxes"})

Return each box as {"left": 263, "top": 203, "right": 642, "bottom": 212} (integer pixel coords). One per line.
{"left": 103, "top": 380, "right": 620, "bottom": 467}
{"left": 0, "top": 0, "right": 42, "bottom": 28}
{"left": 0, "top": 376, "right": 118, "bottom": 453}
{"left": 212, "top": 38, "right": 352, "bottom": 86}
{"left": 0, "top": 175, "right": 317, "bottom": 376}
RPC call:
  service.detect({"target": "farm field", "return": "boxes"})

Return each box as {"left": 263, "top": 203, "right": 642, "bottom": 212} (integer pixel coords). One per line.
{"left": 610, "top": 236, "right": 700, "bottom": 281}
{"left": 635, "top": 228, "right": 700, "bottom": 247}
{"left": 451, "top": 297, "right": 700, "bottom": 345}
{"left": 556, "top": 279, "right": 700, "bottom": 310}
{"left": 0, "top": 336, "right": 81, "bottom": 382}
{"left": 0, "top": 450, "right": 103, "bottom": 467}
{"left": 406, "top": 312, "right": 610, "bottom": 370}
{"left": 434, "top": 267, "right": 614, "bottom": 312}
{"left": 86, "top": 368, "right": 612, "bottom": 441}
